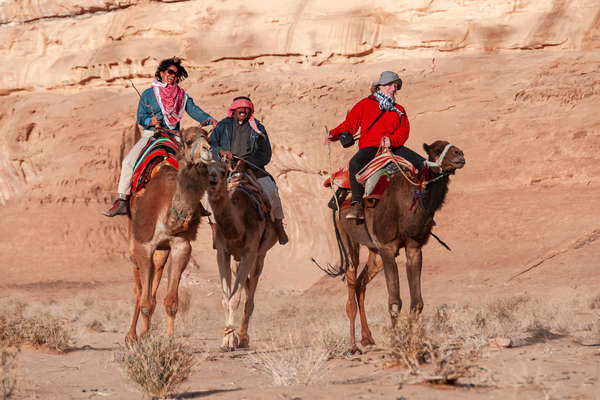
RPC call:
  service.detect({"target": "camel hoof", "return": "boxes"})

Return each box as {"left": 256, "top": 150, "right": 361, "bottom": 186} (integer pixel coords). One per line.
{"left": 125, "top": 332, "right": 138, "bottom": 344}
{"left": 238, "top": 337, "right": 249, "bottom": 348}
{"left": 361, "top": 337, "right": 376, "bottom": 347}
{"left": 346, "top": 347, "right": 362, "bottom": 356}
{"left": 222, "top": 327, "right": 239, "bottom": 350}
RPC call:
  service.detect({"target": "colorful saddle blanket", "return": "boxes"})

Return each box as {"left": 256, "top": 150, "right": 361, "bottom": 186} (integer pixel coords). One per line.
{"left": 130, "top": 132, "right": 180, "bottom": 194}
{"left": 324, "top": 153, "right": 418, "bottom": 200}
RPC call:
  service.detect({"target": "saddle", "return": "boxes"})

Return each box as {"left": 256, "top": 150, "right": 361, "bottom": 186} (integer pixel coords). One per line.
{"left": 324, "top": 150, "right": 419, "bottom": 210}
{"left": 130, "top": 131, "right": 180, "bottom": 194}
{"left": 227, "top": 169, "right": 271, "bottom": 221}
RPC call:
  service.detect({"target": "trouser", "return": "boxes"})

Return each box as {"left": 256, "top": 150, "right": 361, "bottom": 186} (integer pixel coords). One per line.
{"left": 348, "top": 145, "right": 425, "bottom": 203}
{"left": 202, "top": 176, "right": 285, "bottom": 221}
{"left": 117, "top": 129, "right": 154, "bottom": 197}
{"left": 257, "top": 176, "right": 284, "bottom": 221}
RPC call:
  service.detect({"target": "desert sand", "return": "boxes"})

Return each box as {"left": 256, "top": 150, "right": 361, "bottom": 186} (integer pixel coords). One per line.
{"left": 0, "top": 0, "right": 599, "bottom": 399}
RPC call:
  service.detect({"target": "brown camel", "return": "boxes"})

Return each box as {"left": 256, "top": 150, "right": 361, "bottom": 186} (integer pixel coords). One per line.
{"left": 327, "top": 140, "right": 465, "bottom": 353}
{"left": 125, "top": 127, "right": 213, "bottom": 343}
{"left": 206, "top": 160, "right": 278, "bottom": 350}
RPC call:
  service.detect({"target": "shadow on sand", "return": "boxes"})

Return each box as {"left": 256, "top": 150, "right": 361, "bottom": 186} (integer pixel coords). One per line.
{"left": 173, "top": 388, "right": 241, "bottom": 399}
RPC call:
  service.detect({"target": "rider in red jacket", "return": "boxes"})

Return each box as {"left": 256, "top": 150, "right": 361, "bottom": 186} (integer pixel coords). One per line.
{"left": 328, "top": 71, "right": 425, "bottom": 220}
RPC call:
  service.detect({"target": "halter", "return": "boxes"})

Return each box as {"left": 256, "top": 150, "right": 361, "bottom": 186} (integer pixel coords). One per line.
{"left": 424, "top": 143, "right": 454, "bottom": 170}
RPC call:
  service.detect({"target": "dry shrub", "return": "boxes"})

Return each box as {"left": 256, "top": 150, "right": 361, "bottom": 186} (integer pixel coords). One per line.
{"left": 0, "top": 347, "right": 18, "bottom": 399}
{"left": 474, "top": 295, "right": 571, "bottom": 343}
{"left": 115, "top": 335, "right": 195, "bottom": 399}
{"left": 248, "top": 324, "right": 341, "bottom": 386}
{"left": 0, "top": 300, "right": 72, "bottom": 352}
{"left": 390, "top": 312, "right": 482, "bottom": 384}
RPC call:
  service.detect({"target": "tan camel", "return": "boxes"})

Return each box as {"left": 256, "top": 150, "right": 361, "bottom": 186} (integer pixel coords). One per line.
{"left": 125, "top": 127, "right": 213, "bottom": 343}
{"left": 206, "top": 160, "right": 278, "bottom": 350}
{"left": 327, "top": 140, "right": 465, "bottom": 353}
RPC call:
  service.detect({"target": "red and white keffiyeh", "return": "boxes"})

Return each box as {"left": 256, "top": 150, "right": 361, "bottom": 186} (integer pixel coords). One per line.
{"left": 152, "top": 79, "right": 188, "bottom": 129}
{"left": 227, "top": 98, "right": 262, "bottom": 136}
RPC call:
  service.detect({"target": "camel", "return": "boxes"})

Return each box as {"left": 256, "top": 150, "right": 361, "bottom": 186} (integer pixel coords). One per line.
{"left": 125, "top": 127, "right": 213, "bottom": 343}
{"left": 206, "top": 159, "right": 278, "bottom": 350}
{"left": 326, "top": 140, "right": 465, "bottom": 353}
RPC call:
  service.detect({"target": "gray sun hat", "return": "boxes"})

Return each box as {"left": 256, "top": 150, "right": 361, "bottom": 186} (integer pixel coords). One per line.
{"left": 372, "top": 71, "right": 402, "bottom": 88}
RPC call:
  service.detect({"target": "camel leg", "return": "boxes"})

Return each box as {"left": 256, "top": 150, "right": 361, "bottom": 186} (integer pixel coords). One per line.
{"left": 163, "top": 240, "right": 190, "bottom": 337}
{"left": 238, "top": 254, "right": 265, "bottom": 348}
{"left": 381, "top": 250, "right": 402, "bottom": 329}
{"left": 133, "top": 242, "right": 156, "bottom": 337}
{"left": 356, "top": 251, "right": 383, "bottom": 347}
{"left": 222, "top": 250, "right": 258, "bottom": 350}
{"left": 125, "top": 266, "right": 142, "bottom": 343}
{"left": 405, "top": 241, "right": 424, "bottom": 314}
{"left": 217, "top": 249, "right": 239, "bottom": 351}
{"left": 344, "top": 240, "right": 361, "bottom": 354}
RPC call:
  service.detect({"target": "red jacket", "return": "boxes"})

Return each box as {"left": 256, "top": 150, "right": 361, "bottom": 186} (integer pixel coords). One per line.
{"left": 329, "top": 96, "right": 410, "bottom": 149}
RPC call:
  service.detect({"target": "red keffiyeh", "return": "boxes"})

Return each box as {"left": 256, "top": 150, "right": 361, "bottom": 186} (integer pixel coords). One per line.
{"left": 152, "top": 79, "right": 188, "bottom": 129}
{"left": 227, "top": 98, "right": 262, "bottom": 135}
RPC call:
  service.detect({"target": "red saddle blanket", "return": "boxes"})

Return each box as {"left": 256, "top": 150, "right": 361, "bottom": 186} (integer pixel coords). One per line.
{"left": 324, "top": 153, "right": 418, "bottom": 200}
{"left": 131, "top": 133, "right": 179, "bottom": 194}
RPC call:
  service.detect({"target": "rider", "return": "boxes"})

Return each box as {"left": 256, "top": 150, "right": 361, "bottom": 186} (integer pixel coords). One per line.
{"left": 103, "top": 57, "right": 217, "bottom": 217}
{"left": 210, "top": 96, "right": 289, "bottom": 245}
{"left": 327, "top": 71, "right": 425, "bottom": 220}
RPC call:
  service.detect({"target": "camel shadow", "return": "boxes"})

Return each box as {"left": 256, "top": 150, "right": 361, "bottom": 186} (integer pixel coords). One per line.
{"left": 173, "top": 388, "right": 241, "bottom": 399}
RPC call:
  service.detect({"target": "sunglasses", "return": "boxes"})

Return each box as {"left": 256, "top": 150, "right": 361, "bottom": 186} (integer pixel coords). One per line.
{"left": 166, "top": 68, "right": 178, "bottom": 76}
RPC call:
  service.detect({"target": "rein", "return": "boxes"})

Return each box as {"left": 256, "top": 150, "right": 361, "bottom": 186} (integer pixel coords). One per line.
{"left": 381, "top": 142, "right": 454, "bottom": 190}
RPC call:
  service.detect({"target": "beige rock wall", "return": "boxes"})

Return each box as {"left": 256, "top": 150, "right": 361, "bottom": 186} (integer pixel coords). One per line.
{"left": 1, "top": 0, "right": 598, "bottom": 93}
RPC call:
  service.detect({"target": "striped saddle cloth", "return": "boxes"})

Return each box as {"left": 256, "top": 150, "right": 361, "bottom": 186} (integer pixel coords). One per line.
{"left": 130, "top": 132, "right": 179, "bottom": 194}
{"left": 324, "top": 153, "right": 418, "bottom": 201}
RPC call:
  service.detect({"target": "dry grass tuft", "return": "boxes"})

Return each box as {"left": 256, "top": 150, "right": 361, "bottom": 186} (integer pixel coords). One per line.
{"left": 0, "top": 347, "right": 18, "bottom": 399}
{"left": 248, "top": 324, "right": 342, "bottom": 386}
{"left": 390, "top": 312, "right": 481, "bottom": 384}
{"left": 114, "top": 335, "right": 195, "bottom": 399}
{"left": 0, "top": 300, "right": 72, "bottom": 352}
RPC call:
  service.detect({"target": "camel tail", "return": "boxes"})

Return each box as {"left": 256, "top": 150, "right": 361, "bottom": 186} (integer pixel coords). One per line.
{"left": 311, "top": 208, "right": 349, "bottom": 279}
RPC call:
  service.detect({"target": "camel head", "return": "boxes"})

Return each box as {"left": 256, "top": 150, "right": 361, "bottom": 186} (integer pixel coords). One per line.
{"left": 181, "top": 126, "right": 214, "bottom": 165}
{"left": 174, "top": 127, "right": 212, "bottom": 191}
{"left": 423, "top": 141, "right": 466, "bottom": 173}
{"left": 207, "top": 159, "right": 228, "bottom": 199}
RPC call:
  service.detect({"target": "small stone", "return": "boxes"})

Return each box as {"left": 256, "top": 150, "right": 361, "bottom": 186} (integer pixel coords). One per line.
{"left": 489, "top": 337, "right": 512, "bottom": 348}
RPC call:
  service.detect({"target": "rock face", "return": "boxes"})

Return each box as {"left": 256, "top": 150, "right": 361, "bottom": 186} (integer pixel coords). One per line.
{"left": 1, "top": 0, "right": 599, "bottom": 293}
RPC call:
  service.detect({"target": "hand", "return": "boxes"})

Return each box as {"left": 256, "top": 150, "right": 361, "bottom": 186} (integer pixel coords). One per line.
{"left": 206, "top": 118, "right": 218, "bottom": 127}
{"left": 324, "top": 131, "right": 335, "bottom": 144}
{"left": 219, "top": 150, "right": 233, "bottom": 160}
{"left": 150, "top": 115, "right": 160, "bottom": 128}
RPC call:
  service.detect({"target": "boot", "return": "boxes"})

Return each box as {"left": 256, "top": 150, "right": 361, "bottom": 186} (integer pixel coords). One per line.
{"left": 102, "top": 198, "right": 128, "bottom": 217}
{"left": 274, "top": 219, "right": 289, "bottom": 245}
{"left": 346, "top": 201, "right": 364, "bottom": 220}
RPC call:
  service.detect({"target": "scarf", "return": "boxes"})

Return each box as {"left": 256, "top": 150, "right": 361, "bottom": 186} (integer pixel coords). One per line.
{"left": 151, "top": 79, "right": 188, "bottom": 130}
{"left": 227, "top": 98, "right": 262, "bottom": 135}
{"left": 373, "top": 90, "right": 404, "bottom": 117}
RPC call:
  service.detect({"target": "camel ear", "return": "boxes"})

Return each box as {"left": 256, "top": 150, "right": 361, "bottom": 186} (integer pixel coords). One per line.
{"left": 423, "top": 143, "right": 430, "bottom": 154}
